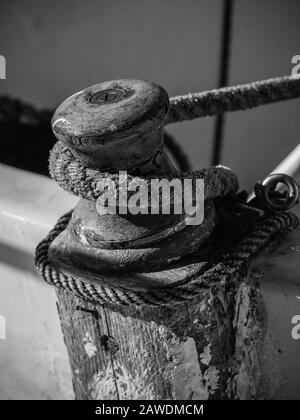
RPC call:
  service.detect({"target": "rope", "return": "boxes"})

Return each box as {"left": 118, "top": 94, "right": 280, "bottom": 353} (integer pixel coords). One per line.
{"left": 34, "top": 210, "right": 298, "bottom": 307}
{"left": 49, "top": 141, "right": 238, "bottom": 202}
{"left": 167, "top": 75, "right": 300, "bottom": 124}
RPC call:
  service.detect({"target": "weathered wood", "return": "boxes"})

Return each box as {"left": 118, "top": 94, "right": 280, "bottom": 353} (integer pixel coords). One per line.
{"left": 56, "top": 286, "right": 230, "bottom": 399}
{"left": 56, "top": 258, "right": 283, "bottom": 400}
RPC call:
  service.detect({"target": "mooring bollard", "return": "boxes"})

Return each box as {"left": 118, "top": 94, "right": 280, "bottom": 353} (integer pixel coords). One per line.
{"left": 48, "top": 79, "right": 220, "bottom": 279}
{"left": 35, "top": 78, "right": 300, "bottom": 400}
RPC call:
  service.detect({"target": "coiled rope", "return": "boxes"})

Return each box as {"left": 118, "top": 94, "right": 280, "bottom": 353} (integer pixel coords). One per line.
{"left": 35, "top": 210, "right": 298, "bottom": 307}
{"left": 34, "top": 74, "right": 300, "bottom": 307}
{"left": 49, "top": 141, "right": 238, "bottom": 203}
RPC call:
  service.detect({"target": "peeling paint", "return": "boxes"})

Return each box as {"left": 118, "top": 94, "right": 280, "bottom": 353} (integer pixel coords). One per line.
{"left": 172, "top": 337, "right": 219, "bottom": 400}
{"left": 89, "top": 360, "right": 156, "bottom": 400}
{"left": 200, "top": 344, "right": 212, "bottom": 366}
{"left": 203, "top": 366, "right": 219, "bottom": 395}
{"left": 83, "top": 332, "right": 97, "bottom": 358}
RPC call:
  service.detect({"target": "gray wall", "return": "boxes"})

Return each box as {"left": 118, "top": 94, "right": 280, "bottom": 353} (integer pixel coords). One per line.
{"left": 1, "top": 0, "right": 299, "bottom": 189}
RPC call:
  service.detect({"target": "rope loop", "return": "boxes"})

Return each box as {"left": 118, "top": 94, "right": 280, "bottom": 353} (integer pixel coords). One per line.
{"left": 49, "top": 141, "right": 239, "bottom": 203}
{"left": 35, "top": 209, "right": 299, "bottom": 307}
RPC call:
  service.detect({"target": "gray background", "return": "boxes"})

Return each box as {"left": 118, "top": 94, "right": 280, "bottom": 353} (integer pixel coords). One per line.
{"left": 1, "top": 0, "right": 300, "bottom": 189}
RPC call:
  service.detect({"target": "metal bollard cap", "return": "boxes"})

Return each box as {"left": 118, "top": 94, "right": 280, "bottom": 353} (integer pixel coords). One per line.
{"left": 51, "top": 79, "right": 170, "bottom": 170}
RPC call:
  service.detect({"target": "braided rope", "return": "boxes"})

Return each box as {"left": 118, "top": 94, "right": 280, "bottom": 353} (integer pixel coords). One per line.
{"left": 167, "top": 75, "right": 300, "bottom": 124}
{"left": 35, "top": 210, "right": 298, "bottom": 307}
{"left": 49, "top": 141, "right": 238, "bottom": 203}
{"left": 32, "top": 73, "right": 300, "bottom": 307}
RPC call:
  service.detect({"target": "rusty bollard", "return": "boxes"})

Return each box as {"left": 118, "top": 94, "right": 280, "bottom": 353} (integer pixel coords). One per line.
{"left": 47, "top": 79, "right": 273, "bottom": 400}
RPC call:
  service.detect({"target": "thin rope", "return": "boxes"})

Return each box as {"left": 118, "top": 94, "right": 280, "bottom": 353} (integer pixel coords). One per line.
{"left": 167, "top": 75, "right": 300, "bottom": 124}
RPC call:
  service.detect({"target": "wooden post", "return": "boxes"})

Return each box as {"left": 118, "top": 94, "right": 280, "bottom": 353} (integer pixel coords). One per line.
{"left": 56, "top": 273, "right": 276, "bottom": 400}
{"left": 47, "top": 79, "right": 287, "bottom": 400}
